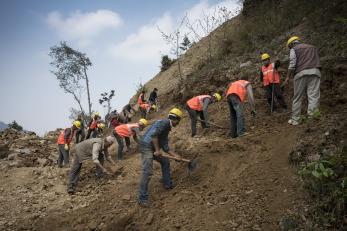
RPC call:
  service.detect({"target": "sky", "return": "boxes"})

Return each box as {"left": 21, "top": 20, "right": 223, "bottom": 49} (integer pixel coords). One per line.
{"left": 0, "top": 0, "right": 240, "bottom": 135}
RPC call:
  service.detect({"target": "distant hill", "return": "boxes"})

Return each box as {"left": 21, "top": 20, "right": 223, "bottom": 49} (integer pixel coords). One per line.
{"left": 0, "top": 121, "right": 8, "bottom": 131}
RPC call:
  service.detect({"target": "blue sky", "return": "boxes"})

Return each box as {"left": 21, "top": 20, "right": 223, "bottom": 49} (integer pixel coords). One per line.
{"left": 0, "top": 0, "right": 239, "bottom": 135}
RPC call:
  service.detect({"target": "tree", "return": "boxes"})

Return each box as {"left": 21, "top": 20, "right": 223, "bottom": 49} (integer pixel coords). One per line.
{"left": 160, "top": 55, "right": 173, "bottom": 71}
{"left": 158, "top": 15, "right": 187, "bottom": 82}
{"left": 8, "top": 120, "right": 23, "bottom": 131}
{"left": 49, "top": 41, "right": 93, "bottom": 116}
{"left": 180, "top": 35, "right": 192, "bottom": 52}
{"left": 99, "top": 90, "right": 115, "bottom": 116}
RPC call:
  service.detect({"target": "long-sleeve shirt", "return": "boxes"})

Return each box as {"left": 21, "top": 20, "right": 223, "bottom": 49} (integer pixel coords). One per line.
{"left": 246, "top": 84, "right": 256, "bottom": 112}
{"left": 149, "top": 91, "right": 158, "bottom": 102}
{"left": 202, "top": 97, "right": 211, "bottom": 125}
{"left": 140, "top": 119, "right": 171, "bottom": 152}
{"left": 64, "top": 128, "right": 72, "bottom": 144}
{"left": 288, "top": 47, "right": 321, "bottom": 80}
{"left": 75, "top": 138, "right": 110, "bottom": 164}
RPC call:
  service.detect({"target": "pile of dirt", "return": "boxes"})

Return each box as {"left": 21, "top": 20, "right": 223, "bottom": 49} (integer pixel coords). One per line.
{"left": 0, "top": 128, "right": 59, "bottom": 168}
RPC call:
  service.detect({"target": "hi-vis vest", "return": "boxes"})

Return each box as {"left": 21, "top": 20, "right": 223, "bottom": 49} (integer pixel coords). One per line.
{"left": 89, "top": 119, "right": 98, "bottom": 129}
{"left": 140, "top": 103, "right": 151, "bottom": 110}
{"left": 115, "top": 123, "right": 139, "bottom": 138}
{"left": 57, "top": 128, "right": 75, "bottom": 145}
{"left": 187, "top": 95, "right": 211, "bottom": 111}
{"left": 226, "top": 80, "right": 250, "bottom": 102}
{"left": 138, "top": 93, "right": 144, "bottom": 105}
{"left": 261, "top": 63, "right": 280, "bottom": 86}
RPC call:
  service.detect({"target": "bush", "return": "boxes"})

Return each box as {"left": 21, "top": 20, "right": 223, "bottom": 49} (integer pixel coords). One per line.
{"left": 298, "top": 147, "right": 346, "bottom": 228}
{"left": 160, "top": 55, "right": 173, "bottom": 72}
{"left": 8, "top": 120, "right": 23, "bottom": 131}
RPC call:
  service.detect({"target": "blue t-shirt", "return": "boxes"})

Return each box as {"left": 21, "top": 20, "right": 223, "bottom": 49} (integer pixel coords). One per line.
{"left": 140, "top": 119, "right": 171, "bottom": 152}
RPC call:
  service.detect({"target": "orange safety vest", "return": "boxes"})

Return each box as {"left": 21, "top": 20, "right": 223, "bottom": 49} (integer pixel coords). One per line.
{"left": 261, "top": 63, "right": 280, "bottom": 86}
{"left": 138, "top": 93, "right": 144, "bottom": 105}
{"left": 140, "top": 103, "right": 151, "bottom": 110}
{"left": 187, "top": 95, "right": 211, "bottom": 111}
{"left": 115, "top": 123, "right": 139, "bottom": 138}
{"left": 57, "top": 128, "right": 75, "bottom": 145}
{"left": 89, "top": 119, "right": 98, "bottom": 129}
{"left": 226, "top": 80, "right": 249, "bottom": 102}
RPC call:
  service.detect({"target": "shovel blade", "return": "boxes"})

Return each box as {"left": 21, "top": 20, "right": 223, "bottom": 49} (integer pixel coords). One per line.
{"left": 188, "top": 159, "right": 197, "bottom": 174}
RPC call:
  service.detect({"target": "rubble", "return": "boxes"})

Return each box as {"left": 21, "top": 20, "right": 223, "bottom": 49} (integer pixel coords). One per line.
{"left": 0, "top": 128, "right": 60, "bottom": 168}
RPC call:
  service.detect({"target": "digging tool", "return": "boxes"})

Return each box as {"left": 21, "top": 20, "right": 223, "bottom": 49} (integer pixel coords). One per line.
{"left": 197, "top": 118, "right": 228, "bottom": 130}
{"left": 158, "top": 153, "right": 197, "bottom": 174}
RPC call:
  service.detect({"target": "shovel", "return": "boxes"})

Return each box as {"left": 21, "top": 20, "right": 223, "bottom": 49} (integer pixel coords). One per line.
{"left": 159, "top": 153, "right": 197, "bottom": 174}
{"left": 197, "top": 118, "right": 228, "bottom": 130}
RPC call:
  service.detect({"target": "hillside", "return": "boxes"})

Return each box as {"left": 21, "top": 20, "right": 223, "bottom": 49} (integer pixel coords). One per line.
{"left": 0, "top": 0, "right": 346, "bottom": 230}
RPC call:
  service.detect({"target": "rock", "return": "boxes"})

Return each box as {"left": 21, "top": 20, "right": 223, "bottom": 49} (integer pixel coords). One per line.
{"left": 7, "top": 153, "right": 17, "bottom": 161}
{"left": 122, "top": 194, "right": 131, "bottom": 201}
{"left": 145, "top": 213, "right": 154, "bottom": 225}
{"left": 240, "top": 61, "right": 252, "bottom": 68}
{"left": 207, "top": 202, "right": 213, "bottom": 206}
{"left": 19, "top": 148, "right": 31, "bottom": 155}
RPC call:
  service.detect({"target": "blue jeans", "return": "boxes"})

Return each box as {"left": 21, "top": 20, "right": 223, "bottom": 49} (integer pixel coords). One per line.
{"left": 138, "top": 146, "right": 172, "bottom": 202}
{"left": 227, "top": 94, "right": 245, "bottom": 137}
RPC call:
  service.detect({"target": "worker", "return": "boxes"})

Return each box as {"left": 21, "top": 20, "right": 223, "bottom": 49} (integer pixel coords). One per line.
{"left": 113, "top": 118, "right": 148, "bottom": 160}
{"left": 186, "top": 93, "right": 222, "bottom": 137}
{"left": 97, "top": 122, "right": 106, "bottom": 136}
{"left": 57, "top": 120, "right": 81, "bottom": 168}
{"left": 67, "top": 136, "right": 117, "bottom": 194}
{"left": 138, "top": 108, "right": 183, "bottom": 207}
{"left": 86, "top": 112, "right": 100, "bottom": 139}
{"left": 75, "top": 114, "right": 85, "bottom": 143}
{"left": 226, "top": 77, "right": 256, "bottom": 138}
{"left": 137, "top": 90, "right": 146, "bottom": 105}
{"left": 259, "top": 53, "right": 287, "bottom": 112}
{"left": 122, "top": 104, "right": 135, "bottom": 122}
{"left": 139, "top": 103, "right": 156, "bottom": 119}
{"left": 148, "top": 88, "right": 158, "bottom": 107}
{"left": 282, "top": 36, "right": 321, "bottom": 125}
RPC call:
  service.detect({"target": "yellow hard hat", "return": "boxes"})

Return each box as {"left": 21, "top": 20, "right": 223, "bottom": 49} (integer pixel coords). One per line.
{"left": 73, "top": 120, "right": 81, "bottom": 129}
{"left": 97, "top": 123, "right": 105, "bottom": 129}
{"left": 94, "top": 112, "right": 100, "bottom": 117}
{"left": 169, "top": 108, "right": 183, "bottom": 119}
{"left": 139, "top": 118, "right": 149, "bottom": 127}
{"left": 151, "top": 104, "right": 157, "bottom": 110}
{"left": 213, "top": 93, "right": 222, "bottom": 101}
{"left": 261, "top": 53, "right": 270, "bottom": 60}
{"left": 287, "top": 36, "right": 300, "bottom": 47}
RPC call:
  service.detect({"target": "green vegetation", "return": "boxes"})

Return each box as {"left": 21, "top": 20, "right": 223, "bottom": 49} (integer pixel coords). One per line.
{"left": 298, "top": 147, "right": 346, "bottom": 228}
{"left": 8, "top": 120, "right": 23, "bottom": 131}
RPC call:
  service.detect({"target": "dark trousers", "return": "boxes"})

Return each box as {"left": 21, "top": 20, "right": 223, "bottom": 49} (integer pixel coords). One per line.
{"left": 227, "top": 94, "right": 245, "bottom": 138}
{"left": 67, "top": 154, "right": 104, "bottom": 191}
{"left": 75, "top": 128, "right": 85, "bottom": 143}
{"left": 57, "top": 144, "right": 69, "bottom": 167}
{"left": 86, "top": 128, "right": 97, "bottom": 139}
{"left": 186, "top": 104, "right": 207, "bottom": 137}
{"left": 140, "top": 108, "right": 147, "bottom": 119}
{"left": 114, "top": 133, "right": 130, "bottom": 160}
{"left": 266, "top": 83, "right": 287, "bottom": 111}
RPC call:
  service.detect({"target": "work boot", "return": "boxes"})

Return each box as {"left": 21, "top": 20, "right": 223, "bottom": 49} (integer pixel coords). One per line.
{"left": 288, "top": 119, "right": 299, "bottom": 126}
{"left": 67, "top": 187, "right": 75, "bottom": 194}
{"left": 238, "top": 132, "right": 249, "bottom": 137}
{"left": 138, "top": 200, "right": 150, "bottom": 208}
{"left": 164, "top": 182, "right": 176, "bottom": 190}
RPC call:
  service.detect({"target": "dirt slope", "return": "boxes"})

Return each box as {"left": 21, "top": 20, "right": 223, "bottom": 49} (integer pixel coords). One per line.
{"left": 1, "top": 0, "right": 346, "bottom": 230}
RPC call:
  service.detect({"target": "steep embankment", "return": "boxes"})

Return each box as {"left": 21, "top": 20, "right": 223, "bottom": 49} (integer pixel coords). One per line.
{"left": 0, "top": 0, "right": 346, "bottom": 230}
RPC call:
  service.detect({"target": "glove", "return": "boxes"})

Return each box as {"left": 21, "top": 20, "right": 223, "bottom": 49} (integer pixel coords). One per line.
{"left": 64, "top": 144, "right": 69, "bottom": 150}
{"left": 251, "top": 111, "right": 256, "bottom": 117}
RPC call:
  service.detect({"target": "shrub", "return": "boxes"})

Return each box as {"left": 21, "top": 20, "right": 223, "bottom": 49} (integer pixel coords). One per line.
{"left": 298, "top": 147, "right": 346, "bottom": 228}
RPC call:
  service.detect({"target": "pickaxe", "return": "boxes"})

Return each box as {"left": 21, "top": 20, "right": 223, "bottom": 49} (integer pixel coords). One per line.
{"left": 159, "top": 153, "right": 198, "bottom": 174}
